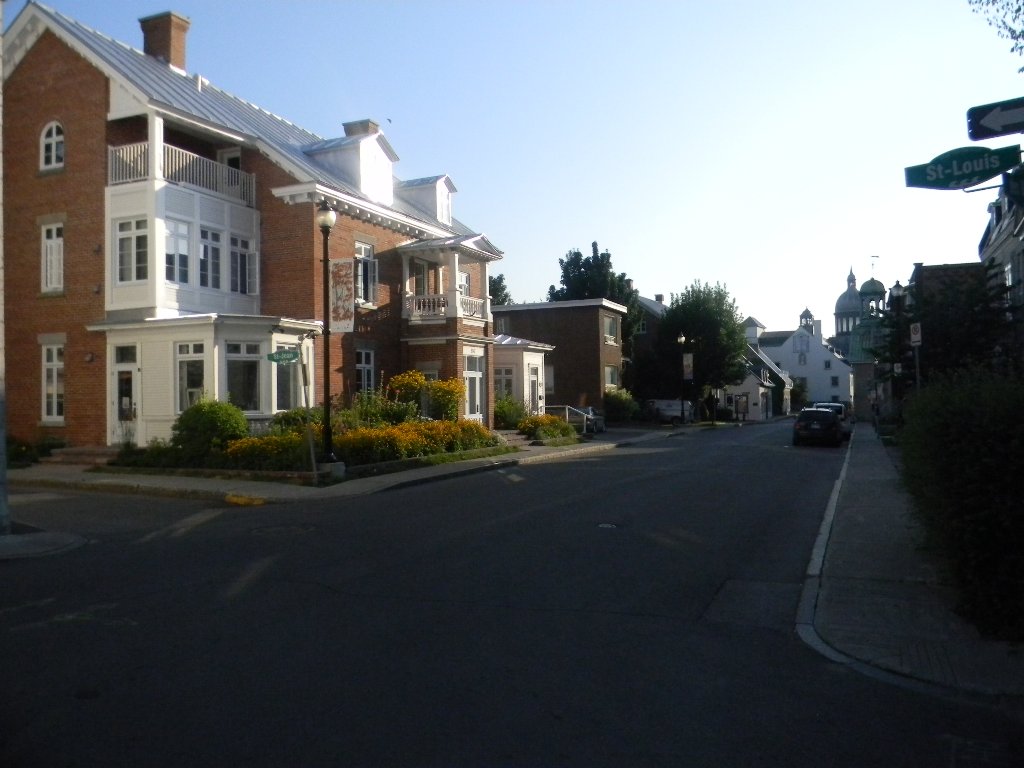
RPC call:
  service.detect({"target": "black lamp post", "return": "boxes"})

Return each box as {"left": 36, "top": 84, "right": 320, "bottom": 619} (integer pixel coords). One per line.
{"left": 677, "top": 333, "right": 686, "bottom": 424}
{"left": 889, "top": 280, "right": 905, "bottom": 412}
{"left": 316, "top": 200, "right": 338, "bottom": 463}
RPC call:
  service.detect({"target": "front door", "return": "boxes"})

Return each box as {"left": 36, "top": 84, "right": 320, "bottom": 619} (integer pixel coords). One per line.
{"left": 112, "top": 345, "right": 140, "bottom": 446}
{"left": 529, "top": 365, "right": 540, "bottom": 414}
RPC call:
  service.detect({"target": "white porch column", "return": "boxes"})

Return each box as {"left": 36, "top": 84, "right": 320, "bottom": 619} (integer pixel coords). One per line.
{"left": 148, "top": 114, "right": 164, "bottom": 180}
{"left": 445, "top": 250, "right": 461, "bottom": 317}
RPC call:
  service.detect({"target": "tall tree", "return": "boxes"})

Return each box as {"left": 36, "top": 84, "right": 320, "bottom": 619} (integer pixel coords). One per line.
{"left": 547, "top": 242, "right": 642, "bottom": 380}
{"left": 969, "top": 0, "right": 1024, "bottom": 69}
{"left": 489, "top": 273, "right": 513, "bottom": 306}
{"left": 874, "top": 258, "right": 1021, "bottom": 386}
{"left": 659, "top": 281, "right": 747, "bottom": 416}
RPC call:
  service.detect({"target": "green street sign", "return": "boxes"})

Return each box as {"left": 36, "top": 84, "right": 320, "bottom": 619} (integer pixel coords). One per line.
{"left": 904, "top": 145, "right": 1020, "bottom": 190}
{"left": 267, "top": 349, "right": 300, "bottom": 364}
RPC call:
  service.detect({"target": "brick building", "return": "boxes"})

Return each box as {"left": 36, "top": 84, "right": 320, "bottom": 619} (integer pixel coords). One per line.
{"left": 491, "top": 299, "right": 627, "bottom": 408}
{"left": 3, "top": 4, "right": 502, "bottom": 449}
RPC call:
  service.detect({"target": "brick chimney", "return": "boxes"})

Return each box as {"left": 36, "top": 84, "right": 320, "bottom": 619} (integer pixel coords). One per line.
{"left": 139, "top": 11, "right": 190, "bottom": 69}
{"left": 343, "top": 119, "right": 381, "bottom": 137}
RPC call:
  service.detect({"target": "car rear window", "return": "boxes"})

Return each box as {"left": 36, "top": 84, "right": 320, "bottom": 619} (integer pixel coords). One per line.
{"left": 799, "top": 410, "right": 836, "bottom": 423}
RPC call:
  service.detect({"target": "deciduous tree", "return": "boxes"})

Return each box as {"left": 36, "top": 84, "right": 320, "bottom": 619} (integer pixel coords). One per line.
{"left": 488, "top": 273, "right": 513, "bottom": 306}
{"left": 659, "top": 282, "right": 747, "bottom": 416}
{"left": 969, "top": 0, "right": 1024, "bottom": 70}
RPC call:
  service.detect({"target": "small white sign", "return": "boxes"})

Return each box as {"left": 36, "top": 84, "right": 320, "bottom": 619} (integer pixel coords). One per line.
{"left": 910, "top": 322, "right": 922, "bottom": 347}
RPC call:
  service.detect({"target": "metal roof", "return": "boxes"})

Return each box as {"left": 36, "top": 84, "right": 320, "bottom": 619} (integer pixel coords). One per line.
{"left": 12, "top": 2, "right": 490, "bottom": 243}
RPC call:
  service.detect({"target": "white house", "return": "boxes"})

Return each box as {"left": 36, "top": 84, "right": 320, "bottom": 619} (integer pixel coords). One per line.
{"left": 745, "top": 311, "right": 852, "bottom": 406}
{"left": 492, "top": 334, "right": 554, "bottom": 415}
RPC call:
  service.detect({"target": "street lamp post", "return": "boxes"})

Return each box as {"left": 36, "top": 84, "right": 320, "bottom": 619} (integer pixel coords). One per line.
{"left": 889, "top": 280, "right": 905, "bottom": 417}
{"left": 316, "top": 200, "right": 338, "bottom": 464}
{"left": 677, "top": 334, "right": 687, "bottom": 424}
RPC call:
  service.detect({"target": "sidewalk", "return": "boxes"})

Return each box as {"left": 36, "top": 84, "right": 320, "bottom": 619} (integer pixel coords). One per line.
{"left": 3, "top": 423, "right": 1023, "bottom": 703}
{"left": 799, "top": 428, "right": 1024, "bottom": 703}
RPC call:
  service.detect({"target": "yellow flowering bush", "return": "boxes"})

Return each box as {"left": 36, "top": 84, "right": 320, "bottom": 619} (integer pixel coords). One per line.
{"left": 388, "top": 370, "right": 428, "bottom": 403}
{"left": 336, "top": 419, "right": 498, "bottom": 465}
{"left": 426, "top": 377, "right": 465, "bottom": 420}
{"left": 224, "top": 432, "right": 311, "bottom": 471}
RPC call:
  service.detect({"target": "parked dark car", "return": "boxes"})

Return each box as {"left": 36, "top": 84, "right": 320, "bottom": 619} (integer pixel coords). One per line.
{"left": 793, "top": 408, "right": 842, "bottom": 447}
{"left": 813, "top": 401, "right": 851, "bottom": 440}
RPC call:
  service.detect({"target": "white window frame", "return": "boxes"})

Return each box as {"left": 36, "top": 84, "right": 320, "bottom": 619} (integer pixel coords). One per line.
{"left": 230, "top": 235, "right": 258, "bottom": 294}
{"left": 414, "top": 260, "right": 429, "bottom": 296}
{"left": 495, "top": 366, "right": 514, "bottom": 398}
{"left": 355, "top": 349, "right": 375, "bottom": 392}
{"left": 40, "top": 121, "right": 64, "bottom": 170}
{"left": 41, "top": 223, "right": 64, "bottom": 292}
{"left": 116, "top": 218, "right": 148, "bottom": 283}
{"left": 355, "top": 242, "right": 377, "bottom": 304}
{"left": 463, "top": 353, "right": 484, "bottom": 418}
{"left": 41, "top": 344, "right": 65, "bottom": 423}
{"left": 603, "top": 315, "right": 619, "bottom": 345}
{"left": 165, "top": 219, "right": 190, "bottom": 284}
{"left": 275, "top": 344, "right": 302, "bottom": 411}
{"left": 199, "top": 228, "right": 222, "bottom": 289}
{"left": 176, "top": 342, "right": 206, "bottom": 413}
{"left": 226, "top": 342, "right": 262, "bottom": 412}
{"left": 604, "top": 364, "right": 619, "bottom": 389}
{"left": 458, "top": 270, "right": 470, "bottom": 295}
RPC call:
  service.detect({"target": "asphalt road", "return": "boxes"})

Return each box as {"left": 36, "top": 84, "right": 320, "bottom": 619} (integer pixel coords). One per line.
{"left": 2, "top": 421, "right": 1020, "bottom": 767}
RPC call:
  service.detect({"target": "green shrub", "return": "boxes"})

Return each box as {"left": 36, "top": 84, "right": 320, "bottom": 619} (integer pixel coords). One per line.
{"left": 603, "top": 387, "right": 639, "bottom": 422}
{"left": 517, "top": 414, "right": 576, "bottom": 440}
{"left": 900, "top": 367, "right": 1024, "bottom": 638}
{"left": 115, "top": 438, "right": 182, "bottom": 468}
{"left": 7, "top": 436, "right": 38, "bottom": 467}
{"left": 347, "top": 386, "right": 419, "bottom": 426}
{"left": 494, "top": 394, "right": 528, "bottom": 430}
{"left": 170, "top": 399, "right": 249, "bottom": 465}
{"left": 270, "top": 407, "right": 322, "bottom": 432}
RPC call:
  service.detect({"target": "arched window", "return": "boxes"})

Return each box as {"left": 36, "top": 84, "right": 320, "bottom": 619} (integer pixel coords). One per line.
{"left": 40, "top": 121, "right": 65, "bottom": 170}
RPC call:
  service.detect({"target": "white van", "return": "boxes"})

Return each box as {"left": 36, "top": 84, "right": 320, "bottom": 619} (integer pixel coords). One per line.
{"left": 646, "top": 399, "right": 692, "bottom": 425}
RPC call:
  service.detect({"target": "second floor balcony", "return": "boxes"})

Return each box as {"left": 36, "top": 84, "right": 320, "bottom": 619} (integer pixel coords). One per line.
{"left": 403, "top": 292, "right": 487, "bottom": 322}
{"left": 108, "top": 142, "right": 256, "bottom": 207}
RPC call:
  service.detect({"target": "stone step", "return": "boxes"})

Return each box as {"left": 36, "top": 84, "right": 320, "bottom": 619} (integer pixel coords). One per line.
{"left": 493, "top": 429, "right": 531, "bottom": 448}
{"left": 41, "top": 446, "right": 120, "bottom": 466}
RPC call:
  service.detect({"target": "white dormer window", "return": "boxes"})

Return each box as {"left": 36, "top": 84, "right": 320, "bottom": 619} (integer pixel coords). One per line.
{"left": 40, "top": 121, "right": 65, "bottom": 170}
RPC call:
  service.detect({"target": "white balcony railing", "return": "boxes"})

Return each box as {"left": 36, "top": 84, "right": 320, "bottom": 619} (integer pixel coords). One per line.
{"left": 460, "top": 295, "right": 485, "bottom": 318}
{"left": 405, "top": 294, "right": 448, "bottom": 318}
{"left": 108, "top": 142, "right": 255, "bottom": 206}
{"left": 403, "top": 293, "right": 489, "bottom": 321}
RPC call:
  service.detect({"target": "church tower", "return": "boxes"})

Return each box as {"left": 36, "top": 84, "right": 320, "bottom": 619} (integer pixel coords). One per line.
{"left": 832, "top": 268, "right": 861, "bottom": 357}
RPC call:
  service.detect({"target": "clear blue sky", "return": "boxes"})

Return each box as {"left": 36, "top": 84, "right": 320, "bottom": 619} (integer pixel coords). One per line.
{"left": 6, "top": 0, "right": 1024, "bottom": 334}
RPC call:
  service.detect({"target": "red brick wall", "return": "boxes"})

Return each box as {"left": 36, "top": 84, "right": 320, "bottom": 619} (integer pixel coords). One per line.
{"left": 3, "top": 29, "right": 497, "bottom": 443}
{"left": 492, "top": 304, "right": 623, "bottom": 408}
{"left": 4, "top": 31, "right": 111, "bottom": 446}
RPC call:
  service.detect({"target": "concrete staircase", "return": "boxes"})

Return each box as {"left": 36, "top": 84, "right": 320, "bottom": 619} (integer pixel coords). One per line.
{"left": 493, "top": 430, "right": 532, "bottom": 449}
{"left": 41, "top": 446, "right": 119, "bottom": 466}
